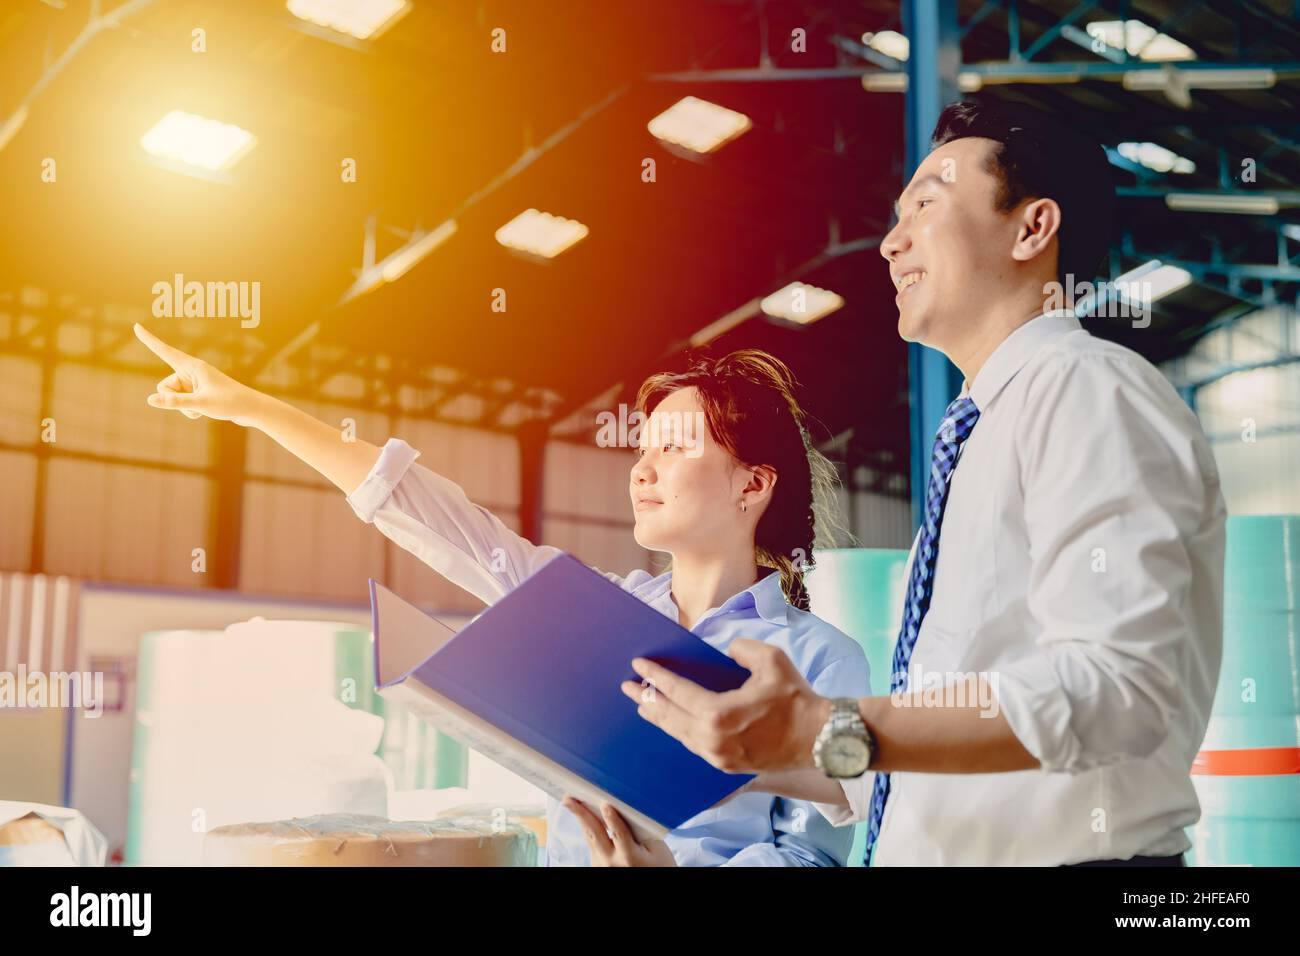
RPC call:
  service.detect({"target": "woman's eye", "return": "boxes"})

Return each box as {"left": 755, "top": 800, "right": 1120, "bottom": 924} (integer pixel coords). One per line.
{"left": 917, "top": 198, "right": 933, "bottom": 210}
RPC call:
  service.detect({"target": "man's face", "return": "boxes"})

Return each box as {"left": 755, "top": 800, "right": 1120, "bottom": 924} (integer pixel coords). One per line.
{"left": 880, "top": 137, "right": 1021, "bottom": 351}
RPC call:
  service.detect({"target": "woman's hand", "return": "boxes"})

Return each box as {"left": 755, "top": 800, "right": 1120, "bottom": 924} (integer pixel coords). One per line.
{"left": 134, "top": 323, "right": 265, "bottom": 426}
{"left": 562, "top": 797, "right": 677, "bottom": 867}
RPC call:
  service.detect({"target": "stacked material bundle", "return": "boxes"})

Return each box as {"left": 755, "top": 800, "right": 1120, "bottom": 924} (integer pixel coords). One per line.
{"left": 0, "top": 802, "right": 108, "bottom": 866}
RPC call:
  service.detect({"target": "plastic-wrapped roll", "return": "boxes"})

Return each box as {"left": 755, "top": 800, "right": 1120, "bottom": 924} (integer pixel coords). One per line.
{"left": 804, "top": 547, "right": 909, "bottom": 869}
{"left": 805, "top": 547, "right": 909, "bottom": 694}
{"left": 127, "top": 623, "right": 392, "bottom": 865}
{"left": 127, "top": 619, "right": 471, "bottom": 865}
{"left": 1191, "top": 515, "right": 1300, "bottom": 866}
{"left": 202, "top": 814, "right": 537, "bottom": 867}
{"left": 1223, "top": 514, "right": 1300, "bottom": 613}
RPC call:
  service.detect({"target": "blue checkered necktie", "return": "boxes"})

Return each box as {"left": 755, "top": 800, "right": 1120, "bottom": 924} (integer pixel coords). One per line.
{"left": 863, "top": 395, "right": 981, "bottom": 865}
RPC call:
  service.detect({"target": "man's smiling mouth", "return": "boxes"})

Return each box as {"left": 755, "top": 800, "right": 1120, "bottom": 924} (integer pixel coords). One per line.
{"left": 895, "top": 270, "right": 927, "bottom": 300}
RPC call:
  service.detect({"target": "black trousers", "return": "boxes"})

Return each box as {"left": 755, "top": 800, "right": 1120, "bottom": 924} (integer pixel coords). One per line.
{"left": 1065, "top": 854, "right": 1186, "bottom": 867}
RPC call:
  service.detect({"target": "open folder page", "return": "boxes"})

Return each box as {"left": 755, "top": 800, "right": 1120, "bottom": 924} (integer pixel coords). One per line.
{"left": 370, "top": 552, "right": 756, "bottom": 842}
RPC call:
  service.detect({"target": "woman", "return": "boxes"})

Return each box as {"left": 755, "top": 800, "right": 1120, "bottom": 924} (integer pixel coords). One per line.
{"left": 133, "top": 322, "right": 871, "bottom": 866}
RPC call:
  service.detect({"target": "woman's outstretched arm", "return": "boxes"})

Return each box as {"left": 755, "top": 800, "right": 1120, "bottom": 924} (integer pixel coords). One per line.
{"left": 133, "top": 321, "right": 593, "bottom": 602}
{"left": 133, "top": 322, "right": 381, "bottom": 495}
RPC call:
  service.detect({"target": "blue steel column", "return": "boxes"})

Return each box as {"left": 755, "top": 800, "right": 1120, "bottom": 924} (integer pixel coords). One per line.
{"left": 904, "top": 0, "right": 965, "bottom": 529}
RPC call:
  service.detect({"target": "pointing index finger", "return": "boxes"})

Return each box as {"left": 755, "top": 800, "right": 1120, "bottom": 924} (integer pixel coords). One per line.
{"left": 133, "top": 323, "right": 192, "bottom": 371}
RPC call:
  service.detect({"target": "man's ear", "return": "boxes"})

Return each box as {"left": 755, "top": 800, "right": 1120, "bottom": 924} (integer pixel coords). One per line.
{"left": 1011, "top": 197, "right": 1061, "bottom": 265}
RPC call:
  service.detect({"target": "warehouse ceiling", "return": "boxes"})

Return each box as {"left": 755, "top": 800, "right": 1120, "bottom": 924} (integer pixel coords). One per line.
{"left": 1, "top": 0, "right": 1297, "bottom": 469}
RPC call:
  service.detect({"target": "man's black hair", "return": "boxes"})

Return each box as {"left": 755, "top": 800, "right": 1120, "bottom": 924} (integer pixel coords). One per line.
{"left": 931, "top": 98, "right": 1116, "bottom": 288}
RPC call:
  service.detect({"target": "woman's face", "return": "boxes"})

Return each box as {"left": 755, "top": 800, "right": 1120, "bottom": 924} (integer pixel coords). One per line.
{"left": 629, "top": 386, "right": 747, "bottom": 554}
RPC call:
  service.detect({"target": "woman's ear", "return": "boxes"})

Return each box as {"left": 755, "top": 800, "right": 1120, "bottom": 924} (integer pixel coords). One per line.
{"left": 1011, "top": 197, "right": 1062, "bottom": 266}
{"left": 746, "top": 464, "right": 778, "bottom": 504}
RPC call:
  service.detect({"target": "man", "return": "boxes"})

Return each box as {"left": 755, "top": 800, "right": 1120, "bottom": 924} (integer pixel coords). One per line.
{"left": 622, "top": 99, "right": 1227, "bottom": 866}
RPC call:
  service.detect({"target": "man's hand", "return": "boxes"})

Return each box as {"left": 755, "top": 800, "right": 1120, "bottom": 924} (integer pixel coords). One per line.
{"left": 561, "top": 797, "right": 677, "bottom": 867}
{"left": 621, "top": 637, "right": 832, "bottom": 774}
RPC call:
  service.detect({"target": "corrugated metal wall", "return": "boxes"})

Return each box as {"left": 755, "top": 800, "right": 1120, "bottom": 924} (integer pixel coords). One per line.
{"left": 542, "top": 441, "right": 654, "bottom": 579}
{"left": 0, "top": 358, "right": 660, "bottom": 605}
{"left": 1, "top": 355, "right": 217, "bottom": 587}
{"left": 1, "top": 356, "right": 917, "bottom": 601}
{"left": 1163, "top": 307, "right": 1300, "bottom": 515}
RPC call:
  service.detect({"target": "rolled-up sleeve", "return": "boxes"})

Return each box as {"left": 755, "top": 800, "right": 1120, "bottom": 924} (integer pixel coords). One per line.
{"left": 345, "top": 437, "right": 571, "bottom": 605}
{"left": 995, "top": 354, "right": 1214, "bottom": 774}
{"left": 759, "top": 648, "right": 874, "bottom": 855}
{"left": 813, "top": 774, "right": 873, "bottom": 827}
{"left": 347, "top": 436, "right": 422, "bottom": 524}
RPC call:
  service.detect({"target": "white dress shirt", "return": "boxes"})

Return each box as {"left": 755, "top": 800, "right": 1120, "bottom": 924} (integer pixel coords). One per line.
{"left": 345, "top": 438, "right": 873, "bottom": 866}
{"left": 815, "top": 311, "right": 1226, "bottom": 865}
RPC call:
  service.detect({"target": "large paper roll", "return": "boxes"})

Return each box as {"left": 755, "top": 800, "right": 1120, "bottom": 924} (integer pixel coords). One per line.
{"left": 1192, "top": 515, "right": 1300, "bottom": 866}
{"left": 202, "top": 813, "right": 536, "bottom": 867}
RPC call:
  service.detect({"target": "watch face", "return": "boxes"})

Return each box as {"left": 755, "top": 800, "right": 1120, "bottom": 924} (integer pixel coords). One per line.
{"left": 823, "top": 735, "right": 871, "bottom": 777}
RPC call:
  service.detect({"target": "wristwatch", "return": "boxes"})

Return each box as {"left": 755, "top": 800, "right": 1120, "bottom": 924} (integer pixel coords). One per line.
{"left": 812, "top": 698, "right": 875, "bottom": 778}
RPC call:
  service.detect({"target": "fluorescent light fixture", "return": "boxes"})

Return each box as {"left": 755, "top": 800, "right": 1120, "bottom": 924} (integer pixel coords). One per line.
{"left": 760, "top": 282, "right": 844, "bottom": 325}
{"left": 1123, "top": 67, "right": 1275, "bottom": 93}
{"left": 1086, "top": 20, "right": 1195, "bottom": 61}
{"left": 495, "top": 209, "right": 589, "bottom": 260}
{"left": 140, "top": 110, "right": 256, "bottom": 172}
{"left": 862, "top": 30, "right": 909, "bottom": 61}
{"left": 1117, "top": 141, "right": 1195, "bottom": 174}
{"left": 1110, "top": 260, "right": 1194, "bottom": 305}
{"left": 1133, "top": 264, "right": 1194, "bottom": 302}
{"left": 861, "top": 72, "right": 981, "bottom": 93}
{"left": 862, "top": 72, "right": 908, "bottom": 92}
{"left": 1166, "top": 192, "right": 1281, "bottom": 215}
{"left": 286, "top": 0, "right": 410, "bottom": 40}
{"left": 647, "top": 96, "right": 752, "bottom": 154}
{"left": 1182, "top": 68, "right": 1275, "bottom": 91}
{"left": 380, "top": 219, "right": 458, "bottom": 282}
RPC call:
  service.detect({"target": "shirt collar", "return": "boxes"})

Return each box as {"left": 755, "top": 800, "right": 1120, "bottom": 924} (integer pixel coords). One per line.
{"left": 962, "top": 310, "right": 1081, "bottom": 410}
{"left": 748, "top": 568, "right": 789, "bottom": 625}
{"left": 633, "top": 566, "right": 788, "bottom": 626}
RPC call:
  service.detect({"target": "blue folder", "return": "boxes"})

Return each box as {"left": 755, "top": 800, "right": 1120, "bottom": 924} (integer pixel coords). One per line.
{"left": 370, "top": 552, "right": 756, "bottom": 833}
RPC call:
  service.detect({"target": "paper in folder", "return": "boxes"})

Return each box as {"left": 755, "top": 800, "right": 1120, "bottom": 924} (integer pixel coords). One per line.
{"left": 369, "top": 553, "right": 755, "bottom": 841}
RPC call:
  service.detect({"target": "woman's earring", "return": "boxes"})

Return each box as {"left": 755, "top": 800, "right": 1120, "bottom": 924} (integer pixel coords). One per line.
{"left": 741, "top": 500, "right": 747, "bottom": 513}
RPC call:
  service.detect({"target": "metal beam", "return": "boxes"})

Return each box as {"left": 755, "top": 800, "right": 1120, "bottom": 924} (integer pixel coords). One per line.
{"left": 517, "top": 421, "right": 548, "bottom": 545}
{"left": 648, "top": 66, "right": 871, "bottom": 82}
{"left": 1192, "top": 353, "right": 1300, "bottom": 390}
{"left": 858, "top": 60, "right": 1300, "bottom": 84}
{"left": 1021, "top": 0, "right": 1100, "bottom": 61}
{"left": 903, "top": 0, "right": 965, "bottom": 532}
{"left": 209, "top": 425, "right": 245, "bottom": 590}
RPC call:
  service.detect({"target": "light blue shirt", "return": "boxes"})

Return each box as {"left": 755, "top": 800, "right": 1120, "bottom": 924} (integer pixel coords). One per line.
{"left": 348, "top": 437, "right": 873, "bottom": 867}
